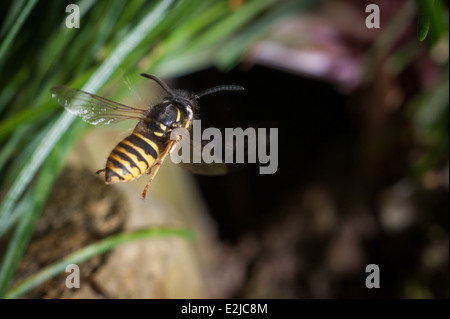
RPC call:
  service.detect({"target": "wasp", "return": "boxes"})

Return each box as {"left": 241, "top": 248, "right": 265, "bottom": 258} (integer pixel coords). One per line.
{"left": 51, "top": 73, "right": 244, "bottom": 199}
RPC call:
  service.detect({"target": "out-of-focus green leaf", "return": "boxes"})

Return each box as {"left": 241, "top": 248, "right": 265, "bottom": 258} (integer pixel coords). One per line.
{"left": 416, "top": 0, "right": 448, "bottom": 44}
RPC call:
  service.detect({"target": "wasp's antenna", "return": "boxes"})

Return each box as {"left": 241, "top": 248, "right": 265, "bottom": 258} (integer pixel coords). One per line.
{"left": 140, "top": 73, "right": 175, "bottom": 97}
{"left": 194, "top": 85, "right": 245, "bottom": 99}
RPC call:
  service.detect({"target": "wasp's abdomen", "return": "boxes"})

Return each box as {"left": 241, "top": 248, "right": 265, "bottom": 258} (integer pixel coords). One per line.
{"left": 104, "top": 132, "right": 161, "bottom": 183}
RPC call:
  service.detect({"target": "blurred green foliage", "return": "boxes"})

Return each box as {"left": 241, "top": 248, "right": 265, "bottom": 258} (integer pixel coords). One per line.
{"left": 416, "top": 0, "right": 448, "bottom": 43}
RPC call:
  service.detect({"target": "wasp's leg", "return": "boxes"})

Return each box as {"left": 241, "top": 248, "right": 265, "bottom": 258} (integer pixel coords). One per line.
{"left": 145, "top": 123, "right": 183, "bottom": 172}
{"left": 141, "top": 139, "right": 179, "bottom": 199}
{"left": 96, "top": 168, "right": 106, "bottom": 175}
{"left": 168, "top": 129, "right": 183, "bottom": 154}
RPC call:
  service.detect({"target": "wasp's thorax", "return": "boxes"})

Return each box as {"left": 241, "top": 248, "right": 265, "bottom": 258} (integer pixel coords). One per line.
{"left": 138, "top": 92, "right": 196, "bottom": 140}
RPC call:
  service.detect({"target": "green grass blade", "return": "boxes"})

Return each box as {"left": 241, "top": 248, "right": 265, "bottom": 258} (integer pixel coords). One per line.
{"left": 0, "top": 118, "right": 84, "bottom": 237}
{"left": 5, "top": 227, "right": 194, "bottom": 299}
{"left": 186, "top": 0, "right": 276, "bottom": 54}
{"left": 82, "top": 0, "right": 174, "bottom": 92}
{"left": 0, "top": 0, "right": 38, "bottom": 75}
{"left": 216, "top": 0, "right": 315, "bottom": 70}
{"left": 0, "top": 112, "right": 73, "bottom": 229}
{"left": 0, "top": 115, "right": 88, "bottom": 296}
{"left": 0, "top": 0, "right": 26, "bottom": 38}
{"left": 0, "top": 126, "right": 27, "bottom": 172}
{"left": 416, "top": 0, "right": 448, "bottom": 43}
{"left": 0, "top": 149, "right": 57, "bottom": 297}
{"left": 0, "top": 103, "right": 53, "bottom": 139}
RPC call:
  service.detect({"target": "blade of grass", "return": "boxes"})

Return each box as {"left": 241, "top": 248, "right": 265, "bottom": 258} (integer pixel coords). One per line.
{"left": 153, "top": 47, "right": 218, "bottom": 78}
{"left": 0, "top": 0, "right": 38, "bottom": 75}
{"left": 216, "top": 0, "right": 315, "bottom": 70}
{"left": 0, "top": 144, "right": 59, "bottom": 297}
{"left": 5, "top": 227, "right": 194, "bottom": 299}
{"left": 416, "top": 0, "right": 431, "bottom": 41}
{"left": 153, "top": 0, "right": 284, "bottom": 75}
{"left": 416, "top": 0, "right": 448, "bottom": 44}
{"left": 0, "top": 119, "right": 84, "bottom": 237}
{"left": 0, "top": 126, "right": 27, "bottom": 173}
{"left": 0, "top": 114, "right": 89, "bottom": 296}
{"left": 121, "top": 0, "right": 223, "bottom": 78}
{"left": 146, "top": 1, "right": 228, "bottom": 68}
{"left": 185, "top": 0, "right": 277, "bottom": 55}
{"left": 0, "top": 103, "right": 54, "bottom": 139}
{"left": 0, "top": 116, "right": 56, "bottom": 194}
{"left": 0, "top": 0, "right": 27, "bottom": 39}
{"left": 75, "top": 1, "right": 127, "bottom": 73}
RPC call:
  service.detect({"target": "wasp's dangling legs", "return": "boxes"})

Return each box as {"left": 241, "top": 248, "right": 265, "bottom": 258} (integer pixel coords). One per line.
{"left": 141, "top": 138, "right": 181, "bottom": 199}
{"left": 96, "top": 168, "right": 106, "bottom": 175}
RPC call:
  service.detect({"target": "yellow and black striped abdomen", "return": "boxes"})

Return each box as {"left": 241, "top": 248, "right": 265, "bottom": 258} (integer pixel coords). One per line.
{"left": 104, "top": 132, "right": 161, "bottom": 183}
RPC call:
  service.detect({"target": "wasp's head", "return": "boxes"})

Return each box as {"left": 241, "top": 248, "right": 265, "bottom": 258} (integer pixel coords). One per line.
{"left": 141, "top": 73, "right": 244, "bottom": 115}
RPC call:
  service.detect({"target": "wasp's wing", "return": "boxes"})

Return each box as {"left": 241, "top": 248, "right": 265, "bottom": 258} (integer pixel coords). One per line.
{"left": 50, "top": 86, "right": 146, "bottom": 125}
{"left": 170, "top": 127, "right": 228, "bottom": 175}
{"left": 174, "top": 126, "right": 268, "bottom": 176}
{"left": 178, "top": 137, "right": 230, "bottom": 175}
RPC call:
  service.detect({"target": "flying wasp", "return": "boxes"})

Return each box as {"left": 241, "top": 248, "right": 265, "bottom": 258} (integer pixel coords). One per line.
{"left": 51, "top": 73, "right": 244, "bottom": 199}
